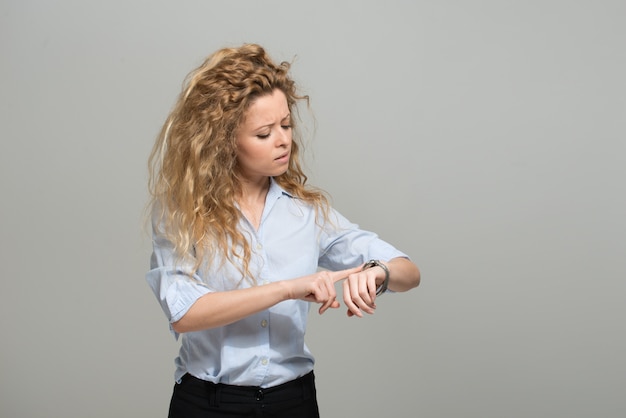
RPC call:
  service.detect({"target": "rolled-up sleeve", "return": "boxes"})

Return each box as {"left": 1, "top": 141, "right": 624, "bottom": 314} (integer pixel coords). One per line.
{"left": 318, "top": 209, "right": 409, "bottom": 270}
{"left": 145, "top": 223, "right": 212, "bottom": 337}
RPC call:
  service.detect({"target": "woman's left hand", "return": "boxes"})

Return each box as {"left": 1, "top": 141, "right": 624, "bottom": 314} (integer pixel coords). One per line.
{"left": 341, "top": 263, "right": 387, "bottom": 317}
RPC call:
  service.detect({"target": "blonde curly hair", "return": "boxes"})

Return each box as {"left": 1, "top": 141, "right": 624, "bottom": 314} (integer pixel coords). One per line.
{"left": 148, "top": 44, "right": 328, "bottom": 283}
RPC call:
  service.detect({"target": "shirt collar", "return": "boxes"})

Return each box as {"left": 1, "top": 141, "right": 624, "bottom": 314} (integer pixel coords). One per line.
{"left": 268, "top": 177, "right": 294, "bottom": 202}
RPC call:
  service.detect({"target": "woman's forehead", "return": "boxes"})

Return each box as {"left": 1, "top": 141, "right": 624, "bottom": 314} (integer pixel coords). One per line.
{"left": 242, "top": 90, "right": 290, "bottom": 127}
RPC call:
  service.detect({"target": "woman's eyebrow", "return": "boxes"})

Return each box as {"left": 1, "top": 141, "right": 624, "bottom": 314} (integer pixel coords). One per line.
{"left": 253, "top": 113, "right": 291, "bottom": 130}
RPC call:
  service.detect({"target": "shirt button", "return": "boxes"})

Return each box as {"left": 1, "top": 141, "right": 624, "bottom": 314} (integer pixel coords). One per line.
{"left": 261, "top": 320, "right": 268, "bottom": 328}
{"left": 262, "top": 280, "right": 269, "bottom": 285}
{"left": 256, "top": 243, "right": 263, "bottom": 250}
{"left": 261, "top": 358, "right": 268, "bottom": 366}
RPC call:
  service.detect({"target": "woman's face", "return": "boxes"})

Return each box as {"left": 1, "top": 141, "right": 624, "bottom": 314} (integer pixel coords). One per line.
{"left": 235, "top": 89, "right": 292, "bottom": 182}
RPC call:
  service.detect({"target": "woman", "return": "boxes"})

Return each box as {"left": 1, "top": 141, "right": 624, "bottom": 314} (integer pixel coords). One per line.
{"left": 146, "top": 43, "right": 420, "bottom": 418}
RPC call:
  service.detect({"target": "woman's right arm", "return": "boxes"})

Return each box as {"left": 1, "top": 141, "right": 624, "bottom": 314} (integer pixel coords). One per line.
{"left": 171, "top": 266, "right": 363, "bottom": 333}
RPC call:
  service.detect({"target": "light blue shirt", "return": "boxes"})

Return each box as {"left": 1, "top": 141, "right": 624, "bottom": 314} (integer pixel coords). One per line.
{"left": 146, "top": 178, "right": 408, "bottom": 387}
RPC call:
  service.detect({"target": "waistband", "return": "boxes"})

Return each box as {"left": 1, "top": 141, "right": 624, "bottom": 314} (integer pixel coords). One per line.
{"left": 180, "top": 371, "right": 316, "bottom": 405}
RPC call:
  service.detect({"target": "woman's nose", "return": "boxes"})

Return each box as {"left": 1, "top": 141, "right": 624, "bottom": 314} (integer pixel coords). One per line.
{"left": 276, "top": 128, "right": 291, "bottom": 146}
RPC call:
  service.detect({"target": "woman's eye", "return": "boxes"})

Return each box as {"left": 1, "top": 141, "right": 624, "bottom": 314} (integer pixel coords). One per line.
{"left": 256, "top": 124, "right": 290, "bottom": 138}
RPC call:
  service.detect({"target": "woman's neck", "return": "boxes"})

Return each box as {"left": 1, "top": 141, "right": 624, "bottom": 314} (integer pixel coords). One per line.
{"left": 238, "top": 176, "right": 271, "bottom": 205}
{"left": 237, "top": 177, "right": 271, "bottom": 230}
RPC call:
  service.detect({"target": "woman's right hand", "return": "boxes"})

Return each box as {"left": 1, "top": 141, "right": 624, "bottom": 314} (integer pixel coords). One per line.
{"left": 284, "top": 266, "right": 364, "bottom": 315}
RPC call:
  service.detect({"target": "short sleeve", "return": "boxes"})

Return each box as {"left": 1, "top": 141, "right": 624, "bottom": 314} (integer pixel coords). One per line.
{"left": 145, "top": 217, "right": 212, "bottom": 338}
{"left": 318, "top": 208, "right": 409, "bottom": 270}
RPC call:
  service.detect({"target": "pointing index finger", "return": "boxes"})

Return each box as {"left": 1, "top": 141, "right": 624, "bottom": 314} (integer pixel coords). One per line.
{"left": 331, "top": 266, "right": 364, "bottom": 283}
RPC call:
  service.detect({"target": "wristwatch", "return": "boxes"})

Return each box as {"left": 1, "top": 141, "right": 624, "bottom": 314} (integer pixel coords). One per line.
{"left": 362, "top": 259, "right": 390, "bottom": 296}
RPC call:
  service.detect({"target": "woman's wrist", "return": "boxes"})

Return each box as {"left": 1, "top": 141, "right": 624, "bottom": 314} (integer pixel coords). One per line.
{"left": 362, "top": 259, "right": 390, "bottom": 295}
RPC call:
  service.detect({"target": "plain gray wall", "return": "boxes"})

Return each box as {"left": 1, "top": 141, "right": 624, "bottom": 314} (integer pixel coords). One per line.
{"left": 1, "top": 1, "right": 625, "bottom": 417}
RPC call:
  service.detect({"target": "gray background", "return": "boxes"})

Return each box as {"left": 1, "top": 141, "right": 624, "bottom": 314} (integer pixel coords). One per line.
{"left": 1, "top": 1, "right": 625, "bottom": 417}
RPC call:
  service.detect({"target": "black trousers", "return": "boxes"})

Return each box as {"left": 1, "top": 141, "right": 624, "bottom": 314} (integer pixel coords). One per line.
{"left": 168, "top": 371, "right": 320, "bottom": 418}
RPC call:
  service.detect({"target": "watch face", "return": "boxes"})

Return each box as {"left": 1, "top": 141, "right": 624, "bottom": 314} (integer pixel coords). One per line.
{"left": 365, "top": 260, "right": 380, "bottom": 269}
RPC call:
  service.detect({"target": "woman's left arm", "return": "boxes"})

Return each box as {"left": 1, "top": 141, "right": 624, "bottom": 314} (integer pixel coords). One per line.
{"left": 385, "top": 257, "right": 421, "bottom": 292}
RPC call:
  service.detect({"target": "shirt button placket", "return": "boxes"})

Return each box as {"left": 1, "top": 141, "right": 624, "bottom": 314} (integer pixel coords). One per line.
{"left": 255, "top": 237, "right": 271, "bottom": 375}
{"left": 260, "top": 317, "right": 270, "bottom": 371}
{"left": 256, "top": 240, "right": 269, "bottom": 285}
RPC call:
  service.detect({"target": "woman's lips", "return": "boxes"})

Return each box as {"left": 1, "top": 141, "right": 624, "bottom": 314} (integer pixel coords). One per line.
{"left": 275, "top": 152, "right": 290, "bottom": 163}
